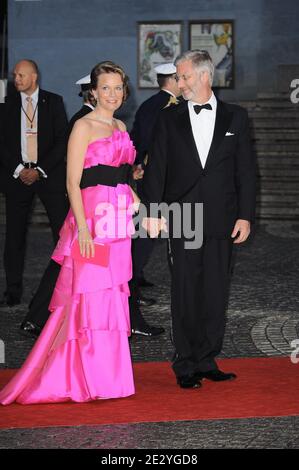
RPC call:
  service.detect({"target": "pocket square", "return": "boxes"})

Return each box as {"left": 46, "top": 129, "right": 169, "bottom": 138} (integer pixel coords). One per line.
{"left": 225, "top": 131, "right": 235, "bottom": 136}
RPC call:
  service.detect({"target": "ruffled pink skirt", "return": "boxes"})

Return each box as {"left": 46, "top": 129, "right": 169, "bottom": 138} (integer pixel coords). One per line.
{"left": 0, "top": 186, "right": 135, "bottom": 405}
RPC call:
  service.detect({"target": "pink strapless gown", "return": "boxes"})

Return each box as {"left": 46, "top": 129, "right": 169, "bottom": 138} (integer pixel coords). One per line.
{"left": 0, "top": 129, "right": 136, "bottom": 405}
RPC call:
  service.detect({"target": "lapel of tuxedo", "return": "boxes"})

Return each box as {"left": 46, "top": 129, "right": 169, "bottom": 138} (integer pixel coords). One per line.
{"left": 176, "top": 101, "right": 204, "bottom": 170}
{"left": 37, "top": 89, "right": 47, "bottom": 153}
{"left": 204, "top": 99, "right": 233, "bottom": 170}
{"left": 9, "top": 93, "right": 21, "bottom": 151}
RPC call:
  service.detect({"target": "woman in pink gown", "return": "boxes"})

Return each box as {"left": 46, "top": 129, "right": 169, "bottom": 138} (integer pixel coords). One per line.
{"left": 0, "top": 61, "right": 137, "bottom": 404}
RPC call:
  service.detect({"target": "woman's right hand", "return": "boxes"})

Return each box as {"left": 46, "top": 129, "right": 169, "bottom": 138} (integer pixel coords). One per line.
{"left": 78, "top": 226, "right": 95, "bottom": 258}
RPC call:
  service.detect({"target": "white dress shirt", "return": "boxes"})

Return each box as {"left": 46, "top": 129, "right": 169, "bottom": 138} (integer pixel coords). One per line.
{"left": 188, "top": 92, "right": 217, "bottom": 169}
{"left": 13, "top": 87, "right": 47, "bottom": 179}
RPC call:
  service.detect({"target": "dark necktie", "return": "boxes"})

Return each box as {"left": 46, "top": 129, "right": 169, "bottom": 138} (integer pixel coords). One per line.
{"left": 193, "top": 103, "right": 212, "bottom": 114}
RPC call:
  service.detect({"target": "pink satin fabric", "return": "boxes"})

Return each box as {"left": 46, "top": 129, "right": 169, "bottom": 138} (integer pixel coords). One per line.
{"left": 0, "top": 129, "right": 136, "bottom": 405}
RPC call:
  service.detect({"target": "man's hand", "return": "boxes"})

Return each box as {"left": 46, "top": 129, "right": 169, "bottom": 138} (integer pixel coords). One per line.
{"left": 231, "top": 219, "right": 251, "bottom": 244}
{"left": 19, "top": 168, "right": 39, "bottom": 185}
{"left": 142, "top": 216, "right": 168, "bottom": 238}
{"left": 132, "top": 164, "right": 144, "bottom": 181}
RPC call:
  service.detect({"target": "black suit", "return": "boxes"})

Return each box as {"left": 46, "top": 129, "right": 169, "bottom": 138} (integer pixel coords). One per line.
{"left": 142, "top": 98, "right": 256, "bottom": 377}
{"left": 0, "top": 89, "right": 69, "bottom": 299}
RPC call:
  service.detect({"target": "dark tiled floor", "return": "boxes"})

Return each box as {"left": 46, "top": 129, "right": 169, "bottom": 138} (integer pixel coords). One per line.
{"left": 1, "top": 417, "right": 299, "bottom": 449}
{"left": 0, "top": 220, "right": 299, "bottom": 448}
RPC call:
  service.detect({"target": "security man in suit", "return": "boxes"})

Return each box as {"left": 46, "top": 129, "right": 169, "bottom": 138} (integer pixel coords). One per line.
{"left": 0, "top": 59, "right": 69, "bottom": 307}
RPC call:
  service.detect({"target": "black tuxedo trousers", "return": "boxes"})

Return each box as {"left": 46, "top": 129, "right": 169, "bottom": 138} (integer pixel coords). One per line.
{"left": 170, "top": 234, "right": 233, "bottom": 376}
{"left": 166, "top": 180, "right": 233, "bottom": 376}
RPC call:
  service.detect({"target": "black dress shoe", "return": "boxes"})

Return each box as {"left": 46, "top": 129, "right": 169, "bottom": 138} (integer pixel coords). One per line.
{"left": 196, "top": 369, "right": 237, "bottom": 382}
{"left": 131, "top": 317, "right": 165, "bottom": 336}
{"left": 0, "top": 292, "right": 21, "bottom": 307}
{"left": 137, "top": 277, "right": 155, "bottom": 288}
{"left": 137, "top": 296, "right": 157, "bottom": 307}
{"left": 177, "top": 374, "right": 202, "bottom": 389}
{"left": 20, "top": 321, "right": 42, "bottom": 338}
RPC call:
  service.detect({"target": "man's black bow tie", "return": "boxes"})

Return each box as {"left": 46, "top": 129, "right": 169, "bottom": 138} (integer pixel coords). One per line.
{"left": 193, "top": 103, "right": 212, "bottom": 114}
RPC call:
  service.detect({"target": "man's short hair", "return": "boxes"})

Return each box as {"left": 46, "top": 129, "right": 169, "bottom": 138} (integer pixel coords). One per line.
{"left": 175, "top": 50, "right": 214, "bottom": 85}
{"left": 157, "top": 73, "right": 175, "bottom": 89}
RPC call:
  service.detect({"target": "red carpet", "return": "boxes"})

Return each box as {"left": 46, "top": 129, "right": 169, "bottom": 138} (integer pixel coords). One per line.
{"left": 0, "top": 357, "right": 298, "bottom": 429}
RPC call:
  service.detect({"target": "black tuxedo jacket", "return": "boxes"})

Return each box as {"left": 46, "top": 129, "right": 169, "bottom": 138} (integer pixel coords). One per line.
{"left": 141, "top": 99, "right": 256, "bottom": 238}
{"left": 0, "top": 89, "right": 68, "bottom": 193}
{"left": 130, "top": 90, "right": 174, "bottom": 165}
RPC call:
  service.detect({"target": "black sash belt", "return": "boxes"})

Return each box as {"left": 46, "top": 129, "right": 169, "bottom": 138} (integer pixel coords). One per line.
{"left": 80, "top": 163, "right": 132, "bottom": 189}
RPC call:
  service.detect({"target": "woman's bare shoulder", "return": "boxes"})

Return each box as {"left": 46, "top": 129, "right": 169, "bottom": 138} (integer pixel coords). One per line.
{"left": 115, "top": 119, "right": 127, "bottom": 132}
{"left": 70, "top": 117, "right": 93, "bottom": 137}
{"left": 74, "top": 116, "right": 94, "bottom": 130}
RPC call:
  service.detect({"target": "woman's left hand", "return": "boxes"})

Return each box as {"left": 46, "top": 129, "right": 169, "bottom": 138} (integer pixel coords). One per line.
{"left": 78, "top": 226, "right": 95, "bottom": 258}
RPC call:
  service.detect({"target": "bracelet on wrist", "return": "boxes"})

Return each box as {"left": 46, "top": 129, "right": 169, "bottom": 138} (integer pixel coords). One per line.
{"left": 77, "top": 226, "right": 88, "bottom": 233}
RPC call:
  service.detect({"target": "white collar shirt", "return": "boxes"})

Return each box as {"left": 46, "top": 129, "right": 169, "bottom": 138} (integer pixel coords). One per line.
{"left": 20, "top": 87, "right": 39, "bottom": 163}
{"left": 188, "top": 92, "right": 217, "bottom": 168}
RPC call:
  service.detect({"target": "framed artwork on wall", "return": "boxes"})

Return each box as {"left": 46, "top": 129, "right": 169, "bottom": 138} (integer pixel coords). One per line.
{"left": 137, "top": 21, "right": 182, "bottom": 89}
{"left": 189, "top": 20, "right": 234, "bottom": 88}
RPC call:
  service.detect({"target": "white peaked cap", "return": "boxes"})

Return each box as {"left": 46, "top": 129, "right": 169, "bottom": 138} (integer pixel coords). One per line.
{"left": 154, "top": 63, "right": 176, "bottom": 75}
{"left": 75, "top": 74, "right": 91, "bottom": 85}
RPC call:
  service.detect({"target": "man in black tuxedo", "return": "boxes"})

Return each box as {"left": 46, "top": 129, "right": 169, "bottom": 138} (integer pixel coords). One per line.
{"left": 0, "top": 59, "right": 69, "bottom": 307}
{"left": 142, "top": 50, "right": 256, "bottom": 388}
{"left": 130, "top": 63, "right": 181, "bottom": 289}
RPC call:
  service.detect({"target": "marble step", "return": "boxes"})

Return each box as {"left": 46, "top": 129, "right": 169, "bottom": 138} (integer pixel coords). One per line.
{"left": 256, "top": 201, "right": 299, "bottom": 210}
{"left": 256, "top": 193, "right": 299, "bottom": 203}
{"left": 257, "top": 157, "right": 299, "bottom": 166}
{"left": 238, "top": 100, "right": 298, "bottom": 109}
{"left": 257, "top": 150, "right": 299, "bottom": 157}
{"left": 248, "top": 111, "right": 299, "bottom": 120}
{"left": 251, "top": 120, "right": 299, "bottom": 129}
{"left": 255, "top": 209, "right": 299, "bottom": 219}
{"left": 254, "top": 143, "right": 299, "bottom": 151}
{"left": 252, "top": 130, "right": 299, "bottom": 140}
{"left": 256, "top": 92, "right": 292, "bottom": 100}
{"left": 260, "top": 180, "right": 299, "bottom": 191}
{"left": 258, "top": 169, "right": 299, "bottom": 178}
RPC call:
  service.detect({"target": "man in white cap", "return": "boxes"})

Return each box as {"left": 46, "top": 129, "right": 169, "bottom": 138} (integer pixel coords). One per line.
{"left": 126, "top": 63, "right": 181, "bottom": 336}
{"left": 131, "top": 63, "right": 180, "bottom": 172}
{"left": 68, "top": 75, "right": 96, "bottom": 131}
{"left": 130, "top": 63, "right": 180, "bottom": 294}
